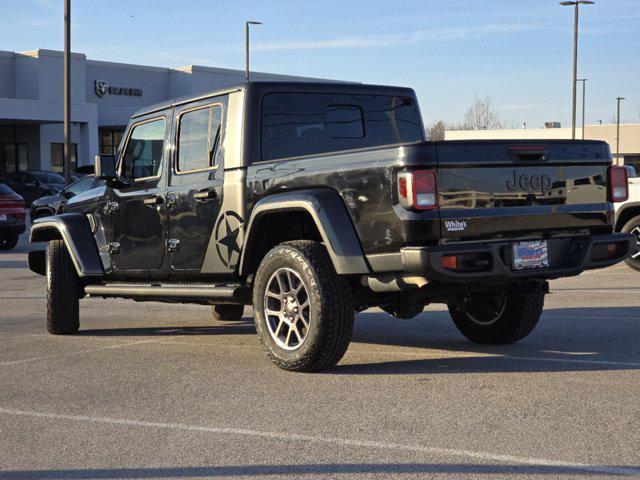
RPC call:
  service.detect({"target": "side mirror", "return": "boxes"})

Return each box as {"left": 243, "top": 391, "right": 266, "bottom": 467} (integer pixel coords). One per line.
{"left": 94, "top": 154, "right": 128, "bottom": 188}
{"left": 94, "top": 154, "right": 117, "bottom": 180}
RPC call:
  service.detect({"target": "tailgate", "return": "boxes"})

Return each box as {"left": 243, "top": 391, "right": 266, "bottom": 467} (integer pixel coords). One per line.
{"left": 435, "top": 140, "right": 613, "bottom": 240}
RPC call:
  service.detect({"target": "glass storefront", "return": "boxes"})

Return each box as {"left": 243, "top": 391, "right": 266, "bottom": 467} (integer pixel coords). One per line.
{"left": 99, "top": 129, "right": 125, "bottom": 156}
{"left": 50, "top": 143, "right": 77, "bottom": 174}
{"left": 0, "top": 143, "right": 28, "bottom": 176}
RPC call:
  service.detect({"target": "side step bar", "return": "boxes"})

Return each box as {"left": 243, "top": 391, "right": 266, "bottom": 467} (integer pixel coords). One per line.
{"left": 84, "top": 283, "right": 251, "bottom": 304}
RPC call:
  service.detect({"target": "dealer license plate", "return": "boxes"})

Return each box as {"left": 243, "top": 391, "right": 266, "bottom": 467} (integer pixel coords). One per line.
{"left": 512, "top": 240, "right": 548, "bottom": 271}
{"left": 0, "top": 214, "right": 6, "bottom": 221}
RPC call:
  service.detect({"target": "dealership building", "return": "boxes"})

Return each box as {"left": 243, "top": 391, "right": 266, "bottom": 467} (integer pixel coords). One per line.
{"left": 445, "top": 124, "right": 640, "bottom": 172}
{"left": 0, "top": 49, "right": 324, "bottom": 176}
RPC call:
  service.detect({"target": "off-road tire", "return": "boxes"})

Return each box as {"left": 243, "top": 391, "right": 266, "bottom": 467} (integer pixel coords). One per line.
{"left": 621, "top": 214, "right": 640, "bottom": 272}
{"left": 449, "top": 290, "right": 544, "bottom": 344}
{"left": 0, "top": 235, "right": 19, "bottom": 250}
{"left": 211, "top": 304, "right": 244, "bottom": 321}
{"left": 46, "top": 239, "right": 80, "bottom": 334}
{"left": 253, "top": 240, "right": 354, "bottom": 372}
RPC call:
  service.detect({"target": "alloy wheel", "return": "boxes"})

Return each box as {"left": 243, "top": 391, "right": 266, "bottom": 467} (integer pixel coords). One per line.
{"left": 263, "top": 268, "right": 311, "bottom": 350}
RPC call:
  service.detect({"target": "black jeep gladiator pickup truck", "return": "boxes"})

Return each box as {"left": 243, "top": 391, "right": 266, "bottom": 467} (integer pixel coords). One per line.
{"left": 29, "top": 81, "right": 634, "bottom": 372}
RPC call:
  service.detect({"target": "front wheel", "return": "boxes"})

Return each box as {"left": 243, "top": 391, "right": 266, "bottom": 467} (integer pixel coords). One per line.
{"left": 448, "top": 289, "right": 544, "bottom": 344}
{"left": 621, "top": 215, "right": 640, "bottom": 272}
{"left": 211, "top": 304, "right": 244, "bottom": 322}
{"left": 253, "top": 240, "right": 354, "bottom": 372}
{"left": 46, "top": 239, "right": 80, "bottom": 334}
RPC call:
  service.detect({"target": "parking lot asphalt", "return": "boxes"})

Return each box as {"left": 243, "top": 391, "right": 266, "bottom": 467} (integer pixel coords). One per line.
{"left": 1, "top": 229, "right": 639, "bottom": 479}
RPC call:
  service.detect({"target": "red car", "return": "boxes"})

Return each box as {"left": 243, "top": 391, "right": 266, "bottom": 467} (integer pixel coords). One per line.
{"left": 0, "top": 182, "right": 25, "bottom": 250}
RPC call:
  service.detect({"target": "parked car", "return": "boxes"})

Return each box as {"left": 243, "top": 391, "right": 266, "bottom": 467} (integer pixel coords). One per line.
{"left": 29, "top": 81, "right": 634, "bottom": 372}
{"left": 615, "top": 171, "right": 640, "bottom": 271}
{"left": 0, "top": 182, "right": 25, "bottom": 250}
{"left": 30, "top": 175, "right": 104, "bottom": 220}
{"left": 3, "top": 170, "right": 66, "bottom": 206}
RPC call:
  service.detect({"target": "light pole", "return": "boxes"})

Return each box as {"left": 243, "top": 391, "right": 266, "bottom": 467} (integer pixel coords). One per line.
{"left": 560, "top": 1, "right": 594, "bottom": 140}
{"left": 63, "top": 0, "right": 71, "bottom": 185}
{"left": 245, "top": 20, "right": 262, "bottom": 82}
{"left": 616, "top": 96, "right": 625, "bottom": 164}
{"left": 577, "top": 78, "right": 587, "bottom": 139}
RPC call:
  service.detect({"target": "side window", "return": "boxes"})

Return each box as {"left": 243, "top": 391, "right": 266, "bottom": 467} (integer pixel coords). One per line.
{"left": 177, "top": 105, "right": 223, "bottom": 173}
{"left": 261, "top": 93, "right": 423, "bottom": 161}
{"left": 326, "top": 105, "right": 364, "bottom": 138}
{"left": 121, "top": 118, "right": 166, "bottom": 181}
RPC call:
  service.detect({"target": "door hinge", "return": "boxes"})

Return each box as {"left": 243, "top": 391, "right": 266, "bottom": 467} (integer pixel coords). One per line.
{"left": 107, "top": 242, "right": 120, "bottom": 255}
{"left": 166, "top": 239, "right": 180, "bottom": 253}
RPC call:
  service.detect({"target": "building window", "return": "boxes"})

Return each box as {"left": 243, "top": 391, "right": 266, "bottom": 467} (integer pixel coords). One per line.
{"left": 624, "top": 155, "right": 640, "bottom": 177}
{"left": 51, "top": 143, "right": 78, "bottom": 174}
{"left": 99, "top": 129, "right": 125, "bottom": 155}
{"left": 0, "top": 144, "right": 28, "bottom": 175}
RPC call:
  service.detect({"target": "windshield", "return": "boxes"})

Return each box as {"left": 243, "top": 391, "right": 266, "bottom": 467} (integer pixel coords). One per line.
{"left": 32, "top": 172, "right": 65, "bottom": 183}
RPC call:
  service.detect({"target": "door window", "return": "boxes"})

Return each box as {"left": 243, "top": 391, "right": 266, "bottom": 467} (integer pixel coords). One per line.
{"left": 120, "top": 118, "right": 166, "bottom": 181}
{"left": 176, "top": 105, "right": 223, "bottom": 173}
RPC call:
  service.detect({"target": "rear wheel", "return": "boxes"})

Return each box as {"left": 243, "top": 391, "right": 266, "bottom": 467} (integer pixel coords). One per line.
{"left": 449, "top": 289, "right": 544, "bottom": 344}
{"left": 0, "top": 235, "right": 19, "bottom": 250}
{"left": 211, "top": 304, "right": 244, "bottom": 322}
{"left": 621, "top": 215, "right": 640, "bottom": 272}
{"left": 253, "top": 240, "right": 354, "bottom": 372}
{"left": 46, "top": 239, "right": 80, "bottom": 334}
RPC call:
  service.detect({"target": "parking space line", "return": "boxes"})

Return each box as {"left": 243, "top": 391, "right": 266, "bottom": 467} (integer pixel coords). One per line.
{"left": 0, "top": 338, "right": 167, "bottom": 366}
{"left": 0, "top": 407, "right": 637, "bottom": 477}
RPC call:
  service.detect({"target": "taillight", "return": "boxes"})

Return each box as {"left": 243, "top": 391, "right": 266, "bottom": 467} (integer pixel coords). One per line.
{"left": 609, "top": 166, "right": 629, "bottom": 202}
{"left": 397, "top": 170, "right": 438, "bottom": 210}
{"left": 0, "top": 194, "right": 25, "bottom": 221}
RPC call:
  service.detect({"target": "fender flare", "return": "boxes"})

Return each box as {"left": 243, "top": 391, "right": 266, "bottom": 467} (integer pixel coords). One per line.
{"left": 239, "top": 189, "right": 369, "bottom": 276}
{"left": 29, "top": 213, "right": 104, "bottom": 277}
{"left": 615, "top": 202, "right": 640, "bottom": 230}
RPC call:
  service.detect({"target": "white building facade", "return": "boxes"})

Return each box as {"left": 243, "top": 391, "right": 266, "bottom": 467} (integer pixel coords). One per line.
{"left": 0, "top": 49, "right": 325, "bottom": 176}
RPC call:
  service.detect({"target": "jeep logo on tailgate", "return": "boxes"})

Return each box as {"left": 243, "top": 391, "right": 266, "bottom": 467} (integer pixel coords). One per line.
{"left": 506, "top": 170, "right": 551, "bottom": 194}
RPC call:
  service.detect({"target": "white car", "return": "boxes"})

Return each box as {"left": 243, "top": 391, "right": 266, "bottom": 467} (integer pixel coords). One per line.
{"left": 615, "top": 167, "right": 640, "bottom": 271}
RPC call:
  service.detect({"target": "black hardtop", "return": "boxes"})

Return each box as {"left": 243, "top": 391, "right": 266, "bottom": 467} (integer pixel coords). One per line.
{"left": 132, "top": 81, "right": 418, "bottom": 119}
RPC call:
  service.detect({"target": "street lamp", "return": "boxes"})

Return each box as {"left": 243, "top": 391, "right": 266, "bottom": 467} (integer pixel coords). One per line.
{"left": 577, "top": 78, "right": 587, "bottom": 139}
{"left": 245, "top": 20, "right": 262, "bottom": 82}
{"left": 559, "top": 0, "right": 594, "bottom": 140}
{"left": 63, "top": 0, "right": 71, "bottom": 185}
{"left": 616, "top": 96, "right": 625, "bottom": 164}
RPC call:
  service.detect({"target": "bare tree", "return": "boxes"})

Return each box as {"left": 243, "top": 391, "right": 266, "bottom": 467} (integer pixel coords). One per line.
{"left": 462, "top": 95, "right": 508, "bottom": 130}
{"left": 426, "top": 120, "right": 447, "bottom": 141}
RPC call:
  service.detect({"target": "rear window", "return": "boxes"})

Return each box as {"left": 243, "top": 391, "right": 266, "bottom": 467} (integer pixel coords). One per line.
{"left": 261, "top": 92, "right": 423, "bottom": 161}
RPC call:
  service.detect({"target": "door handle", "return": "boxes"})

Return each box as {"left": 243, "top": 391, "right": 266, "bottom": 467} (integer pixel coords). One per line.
{"left": 104, "top": 201, "right": 119, "bottom": 215}
{"left": 143, "top": 195, "right": 163, "bottom": 206}
{"left": 193, "top": 189, "right": 217, "bottom": 201}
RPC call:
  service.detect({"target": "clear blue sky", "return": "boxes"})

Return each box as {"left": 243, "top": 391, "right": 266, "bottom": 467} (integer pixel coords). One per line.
{"left": 2, "top": 0, "right": 639, "bottom": 127}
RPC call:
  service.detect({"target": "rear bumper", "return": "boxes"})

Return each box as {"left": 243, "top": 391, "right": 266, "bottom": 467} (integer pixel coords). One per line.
{"left": 401, "top": 233, "right": 635, "bottom": 283}
{"left": 0, "top": 222, "right": 26, "bottom": 236}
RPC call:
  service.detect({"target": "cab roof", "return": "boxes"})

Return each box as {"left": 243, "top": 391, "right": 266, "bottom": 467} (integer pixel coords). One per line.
{"left": 132, "top": 81, "right": 417, "bottom": 118}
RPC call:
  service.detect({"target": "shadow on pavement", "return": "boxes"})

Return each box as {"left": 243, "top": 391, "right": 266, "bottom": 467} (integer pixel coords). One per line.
{"left": 77, "top": 319, "right": 255, "bottom": 337}
{"left": 333, "top": 306, "right": 640, "bottom": 375}
{"left": 0, "top": 462, "right": 637, "bottom": 478}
